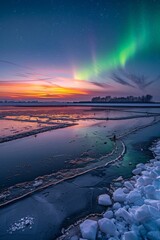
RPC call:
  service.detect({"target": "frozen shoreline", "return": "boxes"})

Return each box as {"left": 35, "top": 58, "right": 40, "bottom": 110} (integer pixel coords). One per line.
{"left": 0, "top": 139, "right": 124, "bottom": 207}
{"left": 0, "top": 113, "right": 159, "bottom": 143}
{"left": 0, "top": 122, "right": 76, "bottom": 143}
{"left": 67, "top": 140, "right": 160, "bottom": 240}
{"left": 1, "top": 116, "right": 160, "bottom": 207}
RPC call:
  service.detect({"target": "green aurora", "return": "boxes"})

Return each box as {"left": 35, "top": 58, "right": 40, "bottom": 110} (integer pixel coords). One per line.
{"left": 75, "top": 4, "right": 160, "bottom": 81}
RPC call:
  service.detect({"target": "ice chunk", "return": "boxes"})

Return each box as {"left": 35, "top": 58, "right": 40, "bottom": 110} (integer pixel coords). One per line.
{"left": 154, "top": 161, "right": 160, "bottom": 167}
{"left": 147, "top": 231, "right": 160, "bottom": 240}
{"left": 141, "top": 170, "right": 150, "bottom": 176}
{"left": 138, "top": 224, "right": 147, "bottom": 237}
{"left": 113, "top": 188, "right": 126, "bottom": 202}
{"left": 124, "top": 231, "right": 139, "bottom": 240}
{"left": 126, "top": 190, "right": 143, "bottom": 205}
{"left": 134, "top": 204, "right": 151, "bottom": 223}
{"left": 123, "top": 187, "right": 130, "bottom": 194}
{"left": 124, "top": 181, "right": 134, "bottom": 190}
{"left": 98, "top": 194, "right": 112, "bottom": 206}
{"left": 112, "top": 202, "right": 121, "bottom": 210}
{"left": 136, "top": 163, "right": 145, "bottom": 169}
{"left": 142, "top": 176, "right": 153, "bottom": 186}
{"left": 80, "top": 220, "right": 98, "bottom": 240}
{"left": 154, "top": 190, "right": 160, "bottom": 200}
{"left": 98, "top": 218, "right": 117, "bottom": 236}
{"left": 143, "top": 185, "right": 155, "bottom": 199}
{"left": 103, "top": 210, "right": 113, "bottom": 219}
{"left": 149, "top": 170, "right": 158, "bottom": 178}
{"left": 132, "top": 167, "right": 142, "bottom": 175}
{"left": 155, "top": 166, "right": 160, "bottom": 174}
{"left": 135, "top": 204, "right": 160, "bottom": 223}
{"left": 136, "top": 176, "right": 152, "bottom": 187}
{"left": 115, "top": 208, "right": 133, "bottom": 224}
{"left": 153, "top": 177, "right": 160, "bottom": 189}
{"left": 143, "top": 220, "right": 159, "bottom": 232}
{"left": 70, "top": 236, "right": 79, "bottom": 240}
{"left": 116, "top": 221, "right": 127, "bottom": 234}
{"left": 144, "top": 199, "right": 160, "bottom": 209}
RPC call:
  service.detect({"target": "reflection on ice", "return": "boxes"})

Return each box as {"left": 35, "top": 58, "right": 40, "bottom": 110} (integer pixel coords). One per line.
{"left": 1, "top": 106, "right": 160, "bottom": 207}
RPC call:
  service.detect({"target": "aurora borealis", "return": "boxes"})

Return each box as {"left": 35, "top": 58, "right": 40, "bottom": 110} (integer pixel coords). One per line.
{"left": 76, "top": 2, "right": 160, "bottom": 81}
{"left": 0, "top": 0, "right": 160, "bottom": 101}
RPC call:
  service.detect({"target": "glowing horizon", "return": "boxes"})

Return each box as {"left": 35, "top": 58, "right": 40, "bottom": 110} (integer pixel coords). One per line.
{"left": 0, "top": 1, "right": 160, "bottom": 101}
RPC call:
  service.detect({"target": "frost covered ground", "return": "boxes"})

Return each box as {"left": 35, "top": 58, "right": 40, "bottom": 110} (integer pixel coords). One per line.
{"left": 69, "top": 140, "right": 160, "bottom": 240}
{"left": 7, "top": 216, "right": 34, "bottom": 234}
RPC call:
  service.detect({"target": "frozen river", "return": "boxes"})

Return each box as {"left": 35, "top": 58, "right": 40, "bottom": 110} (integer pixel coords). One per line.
{"left": 0, "top": 106, "right": 160, "bottom": 239}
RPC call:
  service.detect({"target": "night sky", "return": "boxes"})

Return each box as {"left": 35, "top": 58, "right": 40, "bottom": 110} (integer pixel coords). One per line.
{"left": 0, "top": 0, "right": 160, "bottom": 101}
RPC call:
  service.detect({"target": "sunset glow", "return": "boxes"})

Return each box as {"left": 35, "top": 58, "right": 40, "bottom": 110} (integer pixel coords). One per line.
{"left": 0, "top": 0, "right": 160, "bottom": 101}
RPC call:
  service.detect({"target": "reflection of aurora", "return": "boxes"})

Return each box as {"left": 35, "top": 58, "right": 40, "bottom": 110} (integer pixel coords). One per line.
{"left": 75, "top": 4, "right": 160, "bottom": 81}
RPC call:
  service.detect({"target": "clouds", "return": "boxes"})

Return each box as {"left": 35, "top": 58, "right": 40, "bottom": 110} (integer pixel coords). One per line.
{"left": 111, "top": 72, "right": 135, "bottom": 88}
{"left": 0, "top": 60, "right": 32, "bottom": 70}
{"left": 110, "top": 69, "right": 159, "bottom": 91}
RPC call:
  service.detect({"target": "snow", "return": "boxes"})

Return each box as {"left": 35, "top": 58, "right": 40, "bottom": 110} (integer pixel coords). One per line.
{"left": 78, "top": 141, "right": 160, "bottom": 240}
{"left": 98, "top": 194, "right": 112, "bottom": 206}
{"left": 8, "top": 216, "right": 34, "bottom": 234}
{"left": 33, "top": 179, "right": 43, "bottom": 187}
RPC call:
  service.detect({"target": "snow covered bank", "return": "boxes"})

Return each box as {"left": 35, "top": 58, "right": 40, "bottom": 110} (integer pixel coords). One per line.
{"left": 78, "top": 140, "right": 160, "bottom": 240}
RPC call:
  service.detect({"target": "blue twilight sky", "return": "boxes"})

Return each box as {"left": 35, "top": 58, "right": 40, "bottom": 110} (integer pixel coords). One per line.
{"left": 0, "top": 0, "right": 160, "bottom": 101}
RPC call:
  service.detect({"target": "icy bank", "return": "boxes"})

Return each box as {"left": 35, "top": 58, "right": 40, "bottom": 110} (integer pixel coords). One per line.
{"left": 78, "top": 140, "right": 160, "bottom": 240}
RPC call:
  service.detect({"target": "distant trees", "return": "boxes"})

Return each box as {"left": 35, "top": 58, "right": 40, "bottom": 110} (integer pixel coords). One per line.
{"left": 145, "top": 94, "right": 153, "bottom": 102}
{"left": 91, "top": 95, "right": 153, "bottom": 103}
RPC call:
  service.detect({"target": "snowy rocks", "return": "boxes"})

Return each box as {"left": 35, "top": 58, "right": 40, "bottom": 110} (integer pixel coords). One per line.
{"left": 98, "top": 218, "right": 117, "bottom": 236}
{"left": 113, "top": 188, "right": 126, "bottom": 202}
{"left": 80, "top": 220, "right": 98, "bottom": 240}
{"left": 98, "top": 194, "right": 112, "bottom": 206}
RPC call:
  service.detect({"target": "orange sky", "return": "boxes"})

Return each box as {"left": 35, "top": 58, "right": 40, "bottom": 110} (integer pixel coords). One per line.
{"left": 0, "top": 77, "right": 112, "bottom": 101}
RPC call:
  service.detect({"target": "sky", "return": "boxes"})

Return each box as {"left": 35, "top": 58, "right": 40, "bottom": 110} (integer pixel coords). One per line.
{"left": 0, "top": 0, "right": 160, "bottom": 101}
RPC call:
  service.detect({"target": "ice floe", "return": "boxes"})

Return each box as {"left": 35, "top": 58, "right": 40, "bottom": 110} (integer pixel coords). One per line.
{"left": 78, "top": 140, "right": 160, "bottom": 240}
{"left": 98, "top": 194, "right": 112, "bottom": 206}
